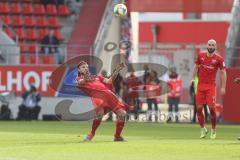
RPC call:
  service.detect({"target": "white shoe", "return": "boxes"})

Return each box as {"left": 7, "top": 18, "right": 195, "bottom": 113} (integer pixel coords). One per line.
{"left": 200, "top": 128, "right": 208, "bottom": 138}
{"left": 210, "top": 129, "right": 216, "bottom": 139}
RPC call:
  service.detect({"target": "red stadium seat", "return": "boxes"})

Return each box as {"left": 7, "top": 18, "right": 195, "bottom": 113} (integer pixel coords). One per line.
{"left": 20, "top": 54, "right": 29, "bottom": 64}
{"left": 19, "top": 42, "right": 28, "bottom": 53}
{"left": 38, "top": 29, "right": 49, "bottom": 40}
{"left": 0, "top": 3, "right": 10, "bottom": 14}
{"left": 40, "top": 55, "right": 55, "bottom": 64}
{"left": 15, "top": 28, "right": 26, "bottom": 40}
{"left": 36, "top": 16, "right": 47, "bottom": 27}
{"left": 12, "top": 16, "right": 24, "bottom": 27}
{"left": 29, "top": 54, "right": 37, "bottom": 64}
{"left": 24, "top": 16, "right": 36, "bottom": 27}
{"left": 19, "top": 43, "right": 37, "bottom": 64}
{"left": 26, "top": 29, "right": 37, "bottom": 40}
{"left": 48, "top": 16, "right": 60, "bottom": 28}
{"left": 0, "top": 15, "right": 12, "bottom": 25}
{"left": 3, "top": 28, "right": 15, "bottom": 38}
{"left": 58, "top": 5, "right": 70, "bottom": 16}
{"left": 34, "top": 4, "right": 46, "bottom": 15}
{"left": 22, "top": 4, "right": 33, "bottom": 15}
{"left": 28, "top": 43, "right": 39, "bottom": 53}
{"left": 54, "top": 29, "right": 64, "bottom": 41}
{"left": 46, "top": 5, "right": 57, "bottom": 15}
{"left": 11, "top": 3, "right": 21, "bottom": 14}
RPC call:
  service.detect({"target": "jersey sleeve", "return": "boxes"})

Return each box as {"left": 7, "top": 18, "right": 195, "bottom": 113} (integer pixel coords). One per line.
{"left": 218, "top": 57, "right": 226, "bottom": 70}
{"left": 195, "top": 53, "right": 201, "bottom": 65}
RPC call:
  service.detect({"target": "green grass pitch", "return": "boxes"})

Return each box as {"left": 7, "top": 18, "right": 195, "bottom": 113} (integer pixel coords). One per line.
{"left": 0, "top": 121, "right": 239, "bottom": 160}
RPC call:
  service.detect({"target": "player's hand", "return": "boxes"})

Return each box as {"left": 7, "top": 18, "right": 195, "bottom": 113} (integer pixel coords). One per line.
{"left": 234, "top": 77, "right": 240, "bottom": 84}
{"left": 220, "top": 87, "right": 226, "bottom": 95}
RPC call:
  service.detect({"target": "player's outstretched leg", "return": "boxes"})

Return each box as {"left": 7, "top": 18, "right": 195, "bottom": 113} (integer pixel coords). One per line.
{"left": 84, "top": 108, "right": 104, "bottom": 142}
{"left": 197, "top": 105, "right": 208, "bottom": 138}
{"left": 209, "top": 106, "right": 217, "bottom": 139}
{"left": 114, "top": 109, "right": 126, "bottom": 142}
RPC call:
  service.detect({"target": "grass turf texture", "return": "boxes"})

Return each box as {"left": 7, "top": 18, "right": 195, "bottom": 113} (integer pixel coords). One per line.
{"left": 0, "top": 121, "right": 239, "bottom": 160}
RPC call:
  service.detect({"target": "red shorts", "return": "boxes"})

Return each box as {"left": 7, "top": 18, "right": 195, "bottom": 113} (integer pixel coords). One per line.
{"left": 196, "top": 83, "right": 216, "bottom": 106}
{"left": 91, "top": 90, "right": 125, "bottom": 114}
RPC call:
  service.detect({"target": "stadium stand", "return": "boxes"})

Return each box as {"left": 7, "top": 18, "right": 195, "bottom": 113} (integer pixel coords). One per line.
{"left": 67, "top": 0, "right": 108, "bottom": 58}
{"left": 0, "top": 0, "right": 70, "bottom": 64}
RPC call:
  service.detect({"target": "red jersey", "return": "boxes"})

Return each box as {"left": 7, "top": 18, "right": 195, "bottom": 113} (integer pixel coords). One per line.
{"left": 75, "top": 75, "right": 125, "bottom": 113}
{"left": 167, "top": 78, "right": 182, "bottom": 98}
{"left": 195, "top": 52, "right": 225, "bottom": 85}
{"left": 125, "top": 74, "right": 141, "bottom": 98}
{"left": 76, "top": 75, "right": 110, "bottom": 92}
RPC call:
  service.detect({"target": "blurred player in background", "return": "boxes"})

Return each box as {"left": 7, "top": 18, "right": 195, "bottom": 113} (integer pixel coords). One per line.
{"left": 76, "top": 61, "right": 126, "bottom": 142}
{"left": 234, "top": 76, "right": 240, "bottom": 140}
{"left": 192, "top": 39, "right": 227, "bottom": 139}
{"left": 167, "top": 67, "right": 181, "bottom": 123}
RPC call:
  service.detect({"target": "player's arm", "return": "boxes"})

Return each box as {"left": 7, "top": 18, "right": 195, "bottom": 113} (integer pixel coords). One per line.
{"left": 103, "top": 63, "right": 125, "bottom": 84}
{"left": 191, "top": 53, "right": 200, "bottom": 83}
{"left": 219, "top": 59, "right": 227, "bottom": 95}
{"left": 76, "top": 73, "right": 89, "bottom": 86}
{"left": 220, "top": 69, "right": 227, "bottom": 91}
{"left": 191, "top": 64, "right": 199, "bottom": 82}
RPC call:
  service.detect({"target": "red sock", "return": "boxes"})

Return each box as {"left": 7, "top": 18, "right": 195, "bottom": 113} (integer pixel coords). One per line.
{"left": 115, "top": 121, "right": 125, "bottom": 138}
{"left": 91, "top": 119, "right": 101, "bottom": 135}
{"left": 196, "top": 107, "right": 205, "bottom": 128}
{"left": 209, "top": 108, "right": 216, "bottom": 129}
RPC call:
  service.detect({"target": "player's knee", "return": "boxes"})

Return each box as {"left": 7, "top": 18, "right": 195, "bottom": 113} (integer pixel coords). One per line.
{"left": 95, "top": 110, "right": 104, "bottom": 119}
{"left": 196, "top": 106, "right": 203, "bottom": 114}
{"left": 117, "top": 110, "right": 126, "bottom": 120}
{"left": 121, "top": 110, "right": 127, "bottom": 118}
{"left": 208, "top": 106, "right": 216, "bottom": 116}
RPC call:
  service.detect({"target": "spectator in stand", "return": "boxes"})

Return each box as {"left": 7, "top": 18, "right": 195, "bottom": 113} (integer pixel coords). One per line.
{"left": 17, "top": 85, "right": 41, "bottom": 120}
{"left": 41, "top": 29, "right": 62, "bottom": 64}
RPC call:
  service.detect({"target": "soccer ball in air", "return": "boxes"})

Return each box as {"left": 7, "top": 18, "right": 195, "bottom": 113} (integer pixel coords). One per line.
{"left": 113, "top": 3, "right": 127, "bottom": 17}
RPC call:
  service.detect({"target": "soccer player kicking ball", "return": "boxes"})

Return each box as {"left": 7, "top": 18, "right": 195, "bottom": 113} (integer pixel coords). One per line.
{"left": 76, "top": 61, "right": 127, "bottom": 142}
{"left": 192, "top": 39, "right": 227, "bottom": 139}
{"left": 234, "top": 77, "right": 240, "bottom": 140}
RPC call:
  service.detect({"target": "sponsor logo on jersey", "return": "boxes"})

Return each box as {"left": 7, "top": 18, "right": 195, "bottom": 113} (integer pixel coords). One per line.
{"left": 212, "top": 59, "right": 217, "bottom": 64}
{"left": 202, "top": 64, "right": 214, "bottom": 69}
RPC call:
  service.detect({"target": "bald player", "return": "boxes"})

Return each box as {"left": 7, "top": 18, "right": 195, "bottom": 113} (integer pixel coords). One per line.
{"left": 192, "top": 39, "right": 227, "bottom": 139}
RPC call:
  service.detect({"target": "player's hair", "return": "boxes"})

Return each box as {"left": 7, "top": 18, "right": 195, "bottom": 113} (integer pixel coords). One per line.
{"left": 77, "top": 61, "right": 88, "bottom": 76}
{"left": 77, "top": 61, "right": 87, "bottom": 68}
